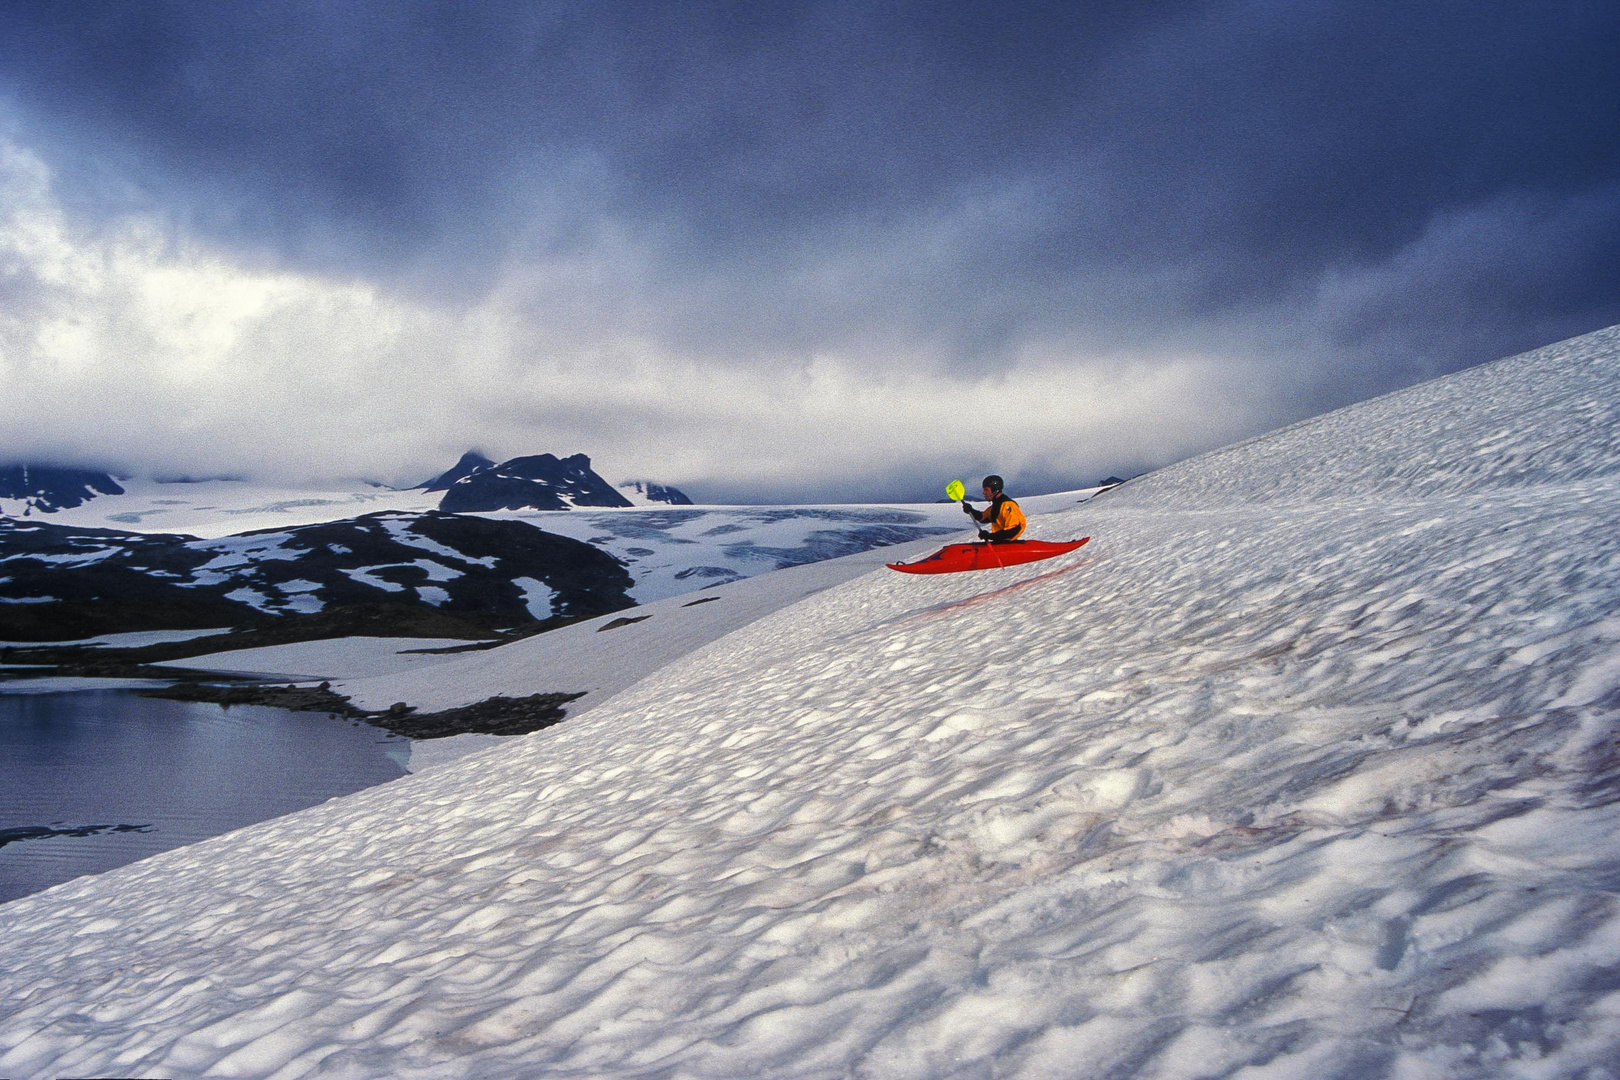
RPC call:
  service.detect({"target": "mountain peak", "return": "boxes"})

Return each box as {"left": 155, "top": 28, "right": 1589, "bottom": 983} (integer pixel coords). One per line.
{"left": 617, "top": 479, "right": 695, "bottom": 506}
{"left": 438, "top": 453, "right": 633, "bottom": 513}
{"left": 418, "top": 451, "right": 496, "bottom": 492}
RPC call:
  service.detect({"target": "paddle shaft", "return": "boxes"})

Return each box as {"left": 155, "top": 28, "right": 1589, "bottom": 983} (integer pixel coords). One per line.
{"left": 964, "top": 498, "right": 1008, "bottom": 566}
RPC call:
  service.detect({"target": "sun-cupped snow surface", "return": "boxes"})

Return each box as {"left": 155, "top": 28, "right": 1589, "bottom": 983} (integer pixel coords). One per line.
{"left": 3, "top": 327, "right": 1620, "bottom": 1079}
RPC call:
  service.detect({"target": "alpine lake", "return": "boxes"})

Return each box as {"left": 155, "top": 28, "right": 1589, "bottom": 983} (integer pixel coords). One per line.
{"left": 0, "top": 686, "right": 411, "bottom": 904}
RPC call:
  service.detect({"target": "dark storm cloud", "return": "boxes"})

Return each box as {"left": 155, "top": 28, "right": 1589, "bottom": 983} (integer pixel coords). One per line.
{"left": 1, "top": 1, "right": 1618, "bottom": 495}
{"left": 5, "top": 3, "right": 1612, "bottom": 272}
{"left": 2, "top": 2, "right": 1179, "bottom": 279}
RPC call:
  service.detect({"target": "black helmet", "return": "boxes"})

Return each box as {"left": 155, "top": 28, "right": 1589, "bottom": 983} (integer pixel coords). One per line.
{"left": 982, "top": 475, "right": 1004, "bottom": 495}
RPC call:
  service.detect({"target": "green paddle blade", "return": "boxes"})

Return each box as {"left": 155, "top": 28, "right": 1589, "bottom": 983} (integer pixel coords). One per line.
{"left": 946, "top": 479, "right": 965, "bottom": 502}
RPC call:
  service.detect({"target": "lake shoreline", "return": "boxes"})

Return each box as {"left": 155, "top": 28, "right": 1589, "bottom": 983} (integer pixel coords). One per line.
{"left": 143, "top": 680, "right": 586, "bottom": 739}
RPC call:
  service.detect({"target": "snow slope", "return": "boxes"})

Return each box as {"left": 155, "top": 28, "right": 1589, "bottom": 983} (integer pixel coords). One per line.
{"left": 155, "top": 637, "right": 482, "bottom": 682}
{"left": 3, "top": 327, "right": 1619, "bottom": 1078}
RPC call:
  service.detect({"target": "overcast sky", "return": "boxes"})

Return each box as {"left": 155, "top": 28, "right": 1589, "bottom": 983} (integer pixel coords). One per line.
{"left": 2, "top": 1, "right": 1617, "bottom": 502}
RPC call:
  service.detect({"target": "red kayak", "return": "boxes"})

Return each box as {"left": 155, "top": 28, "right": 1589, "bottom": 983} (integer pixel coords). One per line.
{"left": 887, "top": 537, "right": 1089, "bottom": 574}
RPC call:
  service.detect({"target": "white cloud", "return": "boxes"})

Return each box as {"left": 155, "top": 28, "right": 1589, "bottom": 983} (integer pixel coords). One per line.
{"left": 0, "top": 135, "right": 1334, "bottom": 500}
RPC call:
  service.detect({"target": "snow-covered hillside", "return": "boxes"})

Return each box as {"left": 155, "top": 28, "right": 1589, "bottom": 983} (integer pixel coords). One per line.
{"left": 1, "top": 502, "right": 966, "bottom": 643}
{"left": 0, "top": 443, "right": 971, "bottom": 642}
{"left": 3, "top": 327, "right": 1619, "bottom": 1078}
{"left": 0, "top": 512, "right": 638, "bottom": 641}
{"left": 5, "top": 466, "right": 968, "bottom": 624}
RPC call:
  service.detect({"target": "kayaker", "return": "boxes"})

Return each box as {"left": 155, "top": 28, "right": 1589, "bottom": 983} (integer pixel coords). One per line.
{"left": 962, "top": 475, "right": 1026, "bottom": 543}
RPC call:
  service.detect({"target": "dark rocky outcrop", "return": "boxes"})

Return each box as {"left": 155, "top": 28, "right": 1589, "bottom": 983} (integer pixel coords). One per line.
{"left": 438, "top": 453, "right": 632, "bottom": 512}
{"left": 618, "top": 479, "right": 694, "bottom": 505}
{"left": 0, "top": 464, "right": 125, "bottom": 513}
{"left": 376, "top": 692, "right": 587, "bottom": 738}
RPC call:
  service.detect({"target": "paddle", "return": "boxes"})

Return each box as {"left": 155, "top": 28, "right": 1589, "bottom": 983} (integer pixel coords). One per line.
{"left": 947, "top": 479, "right": 1008, "bottom": 567}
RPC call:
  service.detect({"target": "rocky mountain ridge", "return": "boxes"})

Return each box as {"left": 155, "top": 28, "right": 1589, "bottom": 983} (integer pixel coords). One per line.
{"left": 0, "top": 464, "right": 126, "bottom": 514}
{"left": 616, "top": 479, "right": 694, "bottom": 505}
{"left": 437, "top": 453, "right": 632, "bottom": 512}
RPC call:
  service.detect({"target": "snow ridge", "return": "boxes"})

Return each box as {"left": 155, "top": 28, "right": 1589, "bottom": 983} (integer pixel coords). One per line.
{"left": 1114, "top": 324, "right": 1620, "bottom": 508}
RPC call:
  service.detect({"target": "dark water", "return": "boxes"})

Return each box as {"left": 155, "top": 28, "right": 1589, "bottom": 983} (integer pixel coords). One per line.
{"left": 0, "top": 688, "right": 409, "bottom": 904}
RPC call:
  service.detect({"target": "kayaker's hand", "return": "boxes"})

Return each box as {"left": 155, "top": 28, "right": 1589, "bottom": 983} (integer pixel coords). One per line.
{"left": 961, "top": 500, "right": 975, "bottom": 514}
{"left": 978, "top": 531, "right": 992, "bottom": 542}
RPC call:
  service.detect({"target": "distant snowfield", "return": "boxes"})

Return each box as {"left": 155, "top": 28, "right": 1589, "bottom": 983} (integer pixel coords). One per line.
{"left": 485, "top": 502, "right": 975, "bottom": 603}
{"left": 3, "top": 328, "right": 1620, "bottom": 1078}
{"left": 0, "top": 675, "right": 172, "bottom": 695}
{"left": 16, "top": 478, "right": 441, "bottom": 538}
{"left": 0, "top": 627, "right": 232, "bottom": 649}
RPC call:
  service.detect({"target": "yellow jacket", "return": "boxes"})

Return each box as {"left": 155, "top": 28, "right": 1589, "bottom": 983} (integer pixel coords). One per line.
{"left": 968, "top": 494, "right": 1026, "bottom": 542}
